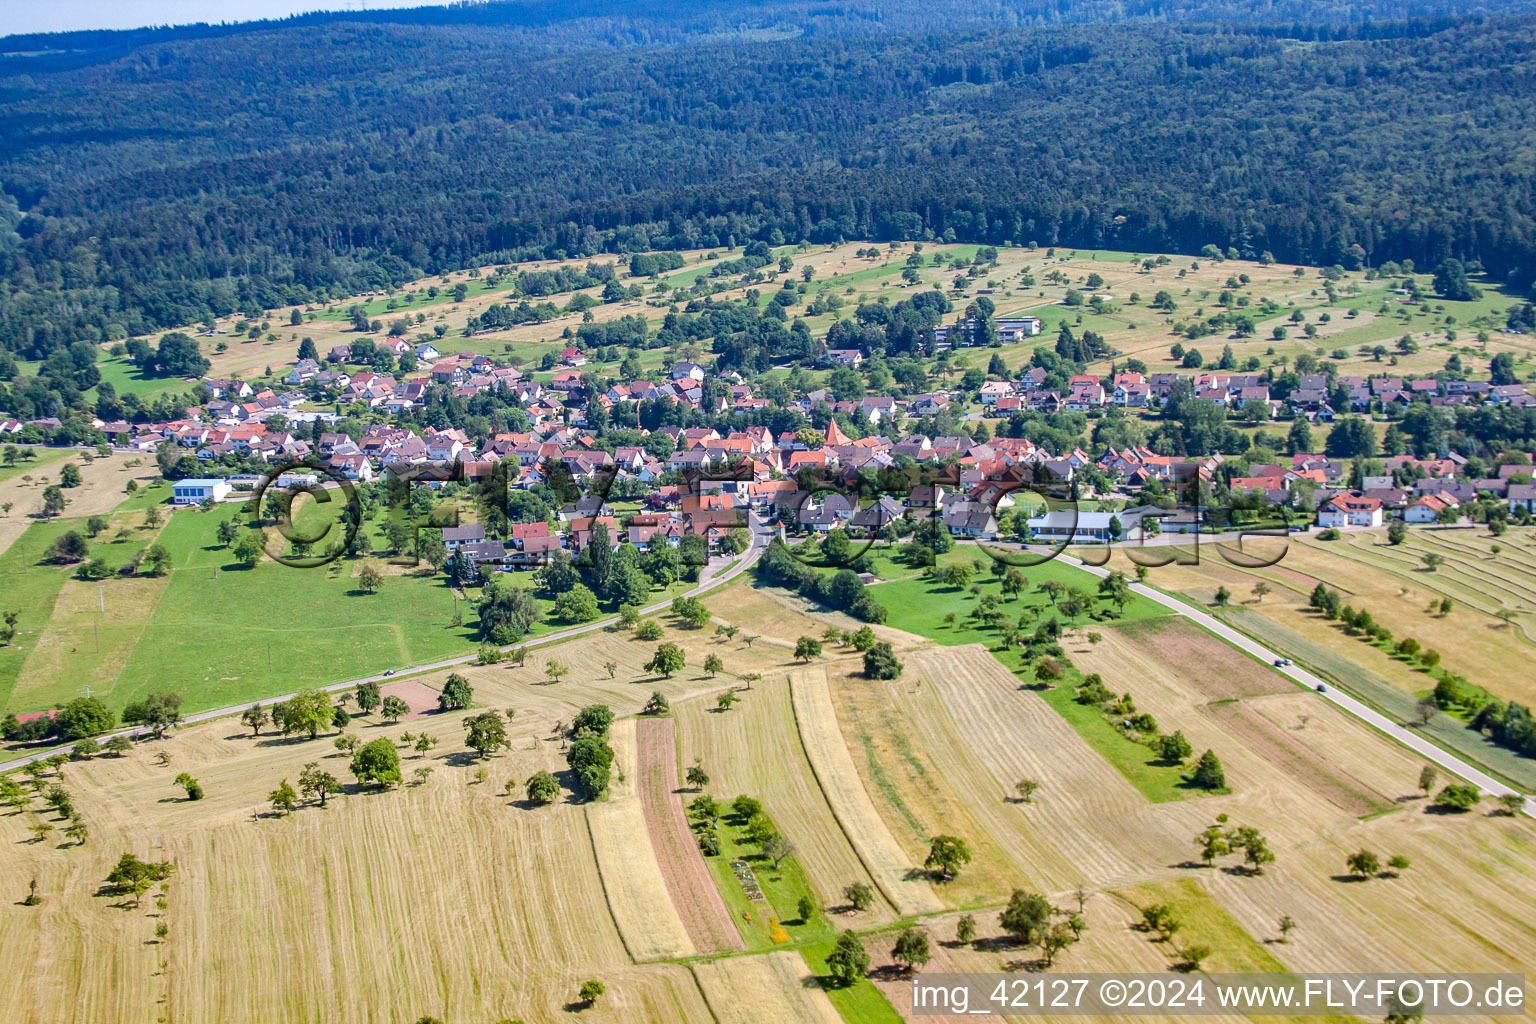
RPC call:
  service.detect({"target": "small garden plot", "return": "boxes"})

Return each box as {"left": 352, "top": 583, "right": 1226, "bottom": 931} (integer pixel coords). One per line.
{"left": 730, "top": 859, "right": 766, "bottom": 901}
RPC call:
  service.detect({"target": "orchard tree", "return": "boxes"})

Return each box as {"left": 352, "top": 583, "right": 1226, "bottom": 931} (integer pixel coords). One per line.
{"left": 1000, "top": 889, "right": 1053, "bottom": 946}
{"left": 924, "top": 834, "right": 972, "bottom": 881}
{"left": 463, "top": 711, "right": 508, "bottom": 758}
{"left": 526, "top": 770, "right": 560, "bottom": 805}
{"left": 645, "top": 642, "right": 685, "bottom": 678}
{"left": 381, "top": 695, "right": 410, "bottom": 723}
{"left": 351, "top": 737, "right": 402, "bottom": 788}
{"left": 891, "top": 927, "right": 932, "bottom": 972}
{"left": 825, "top": 930, "right": 870, "bottom": 987}
{"left": 269, "top": 779, "right": 299, "bottom": 815}
{"left": 438, "top": 673, "right": 472, "bottom": 710}
{"left": 298, "top": 762, "right": 339, "bottom": 806}
{"left": 240, "top": 704, "right": 268, "bottom": 737}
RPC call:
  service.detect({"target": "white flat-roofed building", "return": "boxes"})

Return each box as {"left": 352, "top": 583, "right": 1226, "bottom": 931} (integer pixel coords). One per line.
{"left": 171, "top": 478, "right": 231, "bottom": 505}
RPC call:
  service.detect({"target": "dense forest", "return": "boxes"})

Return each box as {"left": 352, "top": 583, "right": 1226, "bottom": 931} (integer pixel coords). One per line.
{"left": 2, "top": 4, "right": 1536, "bottom": 358}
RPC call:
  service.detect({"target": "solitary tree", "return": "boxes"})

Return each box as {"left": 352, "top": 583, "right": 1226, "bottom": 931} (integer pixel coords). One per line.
{"left": 685, "top": 760, "right": 709, "bottom": 790}
{"left": 956, "top": 914, "right": 977, "bottom": 944}
{"left": 438, "top": 673, "right": 472, "bottom": 710}
{"left": 1000, "top": 889, "right": 1053, "bottom": 946}
{"left": 863, "top": 642, "right": 904, "bottom": 679}
{"left": 844, "top": 881, "right": 874, "bottom": 912}
{"left": 1417, "top": 765, "right": 1438, "bottom": 797}
{"left": 350, "top": 737, "right": 402, "bottom": 788}
{"left": 763, "top": 835, "right": 797, "bottom": 869}
{"left": 642, "top": 691, "right": 671, "bottom": 716}
{"left": 526, "top": 770, "right": 560, "bottom": 805}
{"left": 172, "top": 773, "right": 203, "bottom": 801}
{"left": 269, "top": 779, "right": 298, "bottom": 815}
{"left": 380, "top": 695, "right": 410, "bottom": 723}
{"left": 645, "top": 642, "right": 685, "bottom": 678}
{"left": 298, "top": 762, "right": 339, "bottom": 806}
{"left": 1346, "top": 849, "right": 1380, "bottom": 879}
{"left": 716, "top": 691, "right": 739, "bottom": 712}
{"left": 825, "top": 930, "right": 870, "bottom": 987}
{"left": 463, "top": 711, "right": 509, "bottom": 758}
{"left": 1014, "top": 779, "right": 1040, "bottom": 804}
{"left": 891, "top": 927, "right": 932, "bottom": 972}
{"left": 1278, "top": 915, "right": 1297, "bottom": 943}
{"left": 1189, "top": 750, "right": 1226, "bottom": 790}
{"left": 1158, "top": 730, "right": 1193, "bottom": 765}
{"left": 577, "top": 980, "right": 605, "bottom": 1007}
{"left": 794, "top": 636, "right": 823, "bottom": 662}
{"left": 703, "top": 653, "right": 723, "bottom": 677}
{"left": 240, "top": 704, "right": 268, "bottom": 737}
{"left": 924, "top": 834, "right": 972, "bottom": 881}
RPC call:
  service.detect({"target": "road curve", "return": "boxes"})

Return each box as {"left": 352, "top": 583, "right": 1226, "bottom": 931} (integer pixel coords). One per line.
{"left": 0, "top": 511, "right": 776, "bottom": 772}
{"left": 1071, "top": 558, "right": 1533, "bottom": 819}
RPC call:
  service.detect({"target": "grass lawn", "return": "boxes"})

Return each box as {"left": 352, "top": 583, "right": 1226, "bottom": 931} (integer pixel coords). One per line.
{"left": 799, "top": 939, "right": 905, "bottom": 1024}
{"left": 697, "top": 803, "right": 838, "bottom": 952}
{"left": 0, "top": 511, "right": 161, "bottom": 715}
{"left": 1118, "top": 877, "right": 1290, "bottom": 972}
{"left": 86, "top": 356, "right": 195, "bottom": 402}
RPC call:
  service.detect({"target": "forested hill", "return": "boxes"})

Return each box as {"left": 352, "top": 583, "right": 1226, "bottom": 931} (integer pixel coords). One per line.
{"left": 3, "top": 12, "right": 1536, "bottom": 357}
{"left": 6, "top": 0, "right": 1536, "bottom": 60}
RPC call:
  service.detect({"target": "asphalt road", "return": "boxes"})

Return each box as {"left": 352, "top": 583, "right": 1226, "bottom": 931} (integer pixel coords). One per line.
{"left": 0, "top": 511, "right": 777, "bottom": 772}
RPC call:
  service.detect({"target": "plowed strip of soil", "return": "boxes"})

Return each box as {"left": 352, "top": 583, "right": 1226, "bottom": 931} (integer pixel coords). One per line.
{"left": 1205, "top": 700, "right": 1388, "bottom": 817}
{"left": 1114, "top": 617, "right": 1293, "bottom": 700}
{"left": 635, "top": 716, "right": 745, "bottom": 953}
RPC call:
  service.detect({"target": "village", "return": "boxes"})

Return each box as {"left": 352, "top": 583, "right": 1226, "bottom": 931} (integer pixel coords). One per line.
{"left": 7, "top": 322, "right": 1534, "bottom": 583}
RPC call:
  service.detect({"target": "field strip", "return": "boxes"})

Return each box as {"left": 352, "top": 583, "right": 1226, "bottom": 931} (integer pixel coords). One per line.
{"left": 788, "top": 666, "right": 946, "bottom": 916}
{"left": 587, "top": 718, "right": 696, "bottom": 962}
{"left": 635, "top": 716, "right": 747, "bottom": 954}
{"left": 1074, "top": 560, "right": 1535, "bottom": 816}
{"left": 692, "top": 950, "right": 842, "bottom": 1024}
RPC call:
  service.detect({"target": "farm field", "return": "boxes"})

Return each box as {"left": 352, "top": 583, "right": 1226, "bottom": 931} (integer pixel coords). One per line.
{"left": 2, "top": 561, "right": 1535, "bottom": 1023}
{"left": 1104, "top": 531, "right": 1536, "bottom": 789}
{"left": 586, "top": 718, "right": 696, "bottom": 962}
{"left": 1137, "top": 530, "right": 1536, "bottom": 705}
{"left": 635, "top": 715, "right": 745, "bottom": 954}
{"left": 0, "top": 450, "right": 158, "bottom": 559}
{"left": 672, "top": 670, "right": 895, "bottom": 922}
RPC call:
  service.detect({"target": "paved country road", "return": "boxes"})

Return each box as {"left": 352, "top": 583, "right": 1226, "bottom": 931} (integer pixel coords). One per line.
{"left": 1071, "top": 558, "right": 1534, "bottom": 820}
{"left": 0, "top": 511, "right": 777, "bottom": 773}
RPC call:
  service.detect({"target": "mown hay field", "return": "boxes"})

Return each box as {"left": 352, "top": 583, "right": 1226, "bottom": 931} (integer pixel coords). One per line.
{"left": 672, "top": 670, "right": 893, "bottom": 921}
{"left": 587, "top": 718, "right": 696, "bottom": 962}
{"left": 0, "top": 688, "right": 714, "bottom": 1024}
{"left": 1127, "top": 530, "right": 1536, "bottom": 708}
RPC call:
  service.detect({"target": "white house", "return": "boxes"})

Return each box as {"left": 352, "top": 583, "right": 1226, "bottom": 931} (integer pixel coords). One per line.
{"left": 171, "top": 478, "right": 231, "bottom": 505}
{"left": 415, "top": 343, "right": 441, "bottom": 361}
{"left": 1318, "top": 494, "right": 1383, "bottom": 528}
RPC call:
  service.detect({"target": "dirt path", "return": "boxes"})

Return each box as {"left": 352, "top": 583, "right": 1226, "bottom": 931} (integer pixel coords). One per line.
{"left": 634, "top": 716, "right": 745, "bottom": 954}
